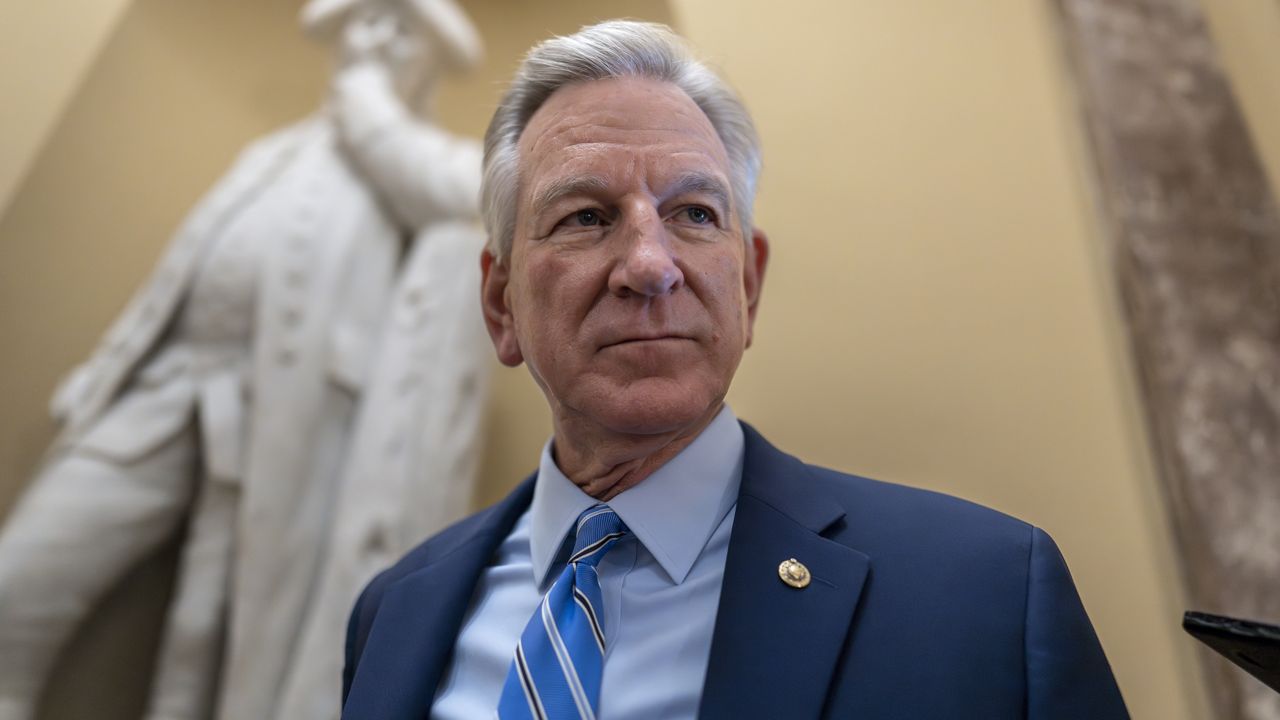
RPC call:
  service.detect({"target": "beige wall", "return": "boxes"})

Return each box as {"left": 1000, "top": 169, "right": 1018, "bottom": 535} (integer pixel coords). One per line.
{"left": 10, "top": 0, "right": 1280, "bottom": 717}
{"left": 0, "top": 0, "right": 134, "bottom": 216}
{"left": 1202, "top": 0, "right": 1280, "bottom": 197}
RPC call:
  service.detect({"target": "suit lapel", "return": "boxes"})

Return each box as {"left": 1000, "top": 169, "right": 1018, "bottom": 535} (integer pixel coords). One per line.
{"left": 343, "top": 477, "right": 535, "bottom": 719}
{"left": 699, "top": 425, "right": 871, "bottom": 720}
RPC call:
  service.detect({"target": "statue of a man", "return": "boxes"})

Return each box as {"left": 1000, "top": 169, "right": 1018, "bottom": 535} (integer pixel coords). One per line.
{"left": 0, "top": 1, "right": 485, "bottom": 718}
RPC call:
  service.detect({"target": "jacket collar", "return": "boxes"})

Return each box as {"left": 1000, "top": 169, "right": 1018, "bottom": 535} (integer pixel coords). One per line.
{"left": 530, "top": 405, "right": 745, "bottom": 587}
{"left": 344, "top": 422, "right": 870, "bottom": 719}
{"left": 698, "top": 423, "right": 871, "bottom": 719}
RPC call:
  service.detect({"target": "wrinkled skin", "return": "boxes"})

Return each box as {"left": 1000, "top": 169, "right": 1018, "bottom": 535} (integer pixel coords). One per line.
{"left": 481, "top": 77, "right": 769, "bottom": 500}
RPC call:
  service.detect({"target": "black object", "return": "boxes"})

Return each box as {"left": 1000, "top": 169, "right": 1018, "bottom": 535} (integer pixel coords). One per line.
{"left": 1183, "top": 611, "right": 1280, "bottom": 694}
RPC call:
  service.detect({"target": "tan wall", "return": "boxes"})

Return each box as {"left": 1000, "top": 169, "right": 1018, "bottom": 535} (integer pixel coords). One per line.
{"left": 1201, "top": 0, "right": 1280, "bottom": 197}
{"left": 0, "top": 0, "right": 134, "bottom": 216}
{"left": 10, "top": 0, "right": 1280, "bottom": 717}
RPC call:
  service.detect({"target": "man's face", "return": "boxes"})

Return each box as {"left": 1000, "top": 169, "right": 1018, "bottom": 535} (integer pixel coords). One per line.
{"left": 481, "top": 76, "right": 768, "bottom": 437}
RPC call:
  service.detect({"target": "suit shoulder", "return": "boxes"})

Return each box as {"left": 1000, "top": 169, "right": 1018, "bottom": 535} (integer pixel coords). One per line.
{"left": 804, "top": 463, "right": 1035, "bottom": 553}
{"left": 740, "top": 423, "right": 1034, "bottom": 551}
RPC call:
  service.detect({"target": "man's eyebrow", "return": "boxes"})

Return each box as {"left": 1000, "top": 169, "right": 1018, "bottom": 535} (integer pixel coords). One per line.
{"left": 529, "top": 175, "right": 611, "bottom": 218}
{"left": 666, "top": 172, "right": 732, "bottom": 212}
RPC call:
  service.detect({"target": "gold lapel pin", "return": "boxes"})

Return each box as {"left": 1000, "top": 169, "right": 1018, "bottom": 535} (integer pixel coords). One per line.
{"left": 778, "top": 558, "right": 811, "bottom": 589}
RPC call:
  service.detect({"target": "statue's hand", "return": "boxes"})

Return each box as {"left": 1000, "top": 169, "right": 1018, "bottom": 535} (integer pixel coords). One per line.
{"left": 332, "top": 58, "right": 395, "bottom": 101}
{"left": 329, "top": 57, "right": 401, "bottom": 142}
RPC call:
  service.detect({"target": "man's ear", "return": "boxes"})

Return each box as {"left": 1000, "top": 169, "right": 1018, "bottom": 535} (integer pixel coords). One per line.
{"left": 743, "top": 227, "right": 770, "bottom": 348}
{"left": 480, "top": 249, "right": 524, "bottom": 367}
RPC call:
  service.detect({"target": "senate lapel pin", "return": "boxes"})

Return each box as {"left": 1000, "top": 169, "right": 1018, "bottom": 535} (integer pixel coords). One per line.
{"left": 778, "top": 558, "right": 811, "bottom": 589}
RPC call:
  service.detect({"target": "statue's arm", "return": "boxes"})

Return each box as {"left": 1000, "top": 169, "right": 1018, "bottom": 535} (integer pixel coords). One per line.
{"left": 330, "top": 61, "right": 482, "bottom": 230}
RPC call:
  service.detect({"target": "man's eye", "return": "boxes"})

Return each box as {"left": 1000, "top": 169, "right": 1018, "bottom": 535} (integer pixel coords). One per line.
{"left": 564, "top": 209, "right": 604, "bottom": 227}
{"left": 678, "top": 206, "right": 715, "bottom": 225}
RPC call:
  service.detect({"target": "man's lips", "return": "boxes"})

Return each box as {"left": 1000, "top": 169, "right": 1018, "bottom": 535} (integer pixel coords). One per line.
{"left": 598, "top": 334, "right": 694, "bottom": 349}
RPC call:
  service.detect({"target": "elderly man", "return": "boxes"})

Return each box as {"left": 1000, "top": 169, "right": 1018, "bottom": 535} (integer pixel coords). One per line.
{"left": 341, "top": 20, "right": 1130, "bottom": 720}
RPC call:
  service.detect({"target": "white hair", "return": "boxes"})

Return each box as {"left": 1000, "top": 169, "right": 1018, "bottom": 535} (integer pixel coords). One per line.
{"left": 480, "top": 20, "right": 762, "bottom": 260}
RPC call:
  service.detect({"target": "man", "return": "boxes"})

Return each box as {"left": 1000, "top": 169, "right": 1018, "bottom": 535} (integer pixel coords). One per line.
{"left": 342, "top": 20, "right": 1130, "bottom": 719}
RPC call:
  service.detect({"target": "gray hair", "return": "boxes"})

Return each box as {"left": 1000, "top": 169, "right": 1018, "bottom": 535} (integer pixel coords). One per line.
{"left": 480, "top": 20, "right": 762, "bottom": 260}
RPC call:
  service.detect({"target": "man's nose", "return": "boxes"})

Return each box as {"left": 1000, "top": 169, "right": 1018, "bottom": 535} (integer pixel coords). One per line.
{"left": 608, "top": 209, "right": 684, "bottom": 298}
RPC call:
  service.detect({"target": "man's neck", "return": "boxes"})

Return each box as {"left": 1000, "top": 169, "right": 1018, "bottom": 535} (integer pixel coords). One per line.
{"left": 550, "top": 403, "right": 724, "bottom": 502}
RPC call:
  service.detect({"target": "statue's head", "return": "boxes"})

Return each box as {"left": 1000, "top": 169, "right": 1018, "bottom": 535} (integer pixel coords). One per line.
{"left": 301, "top": 0, "right": 482, "bottom": 100}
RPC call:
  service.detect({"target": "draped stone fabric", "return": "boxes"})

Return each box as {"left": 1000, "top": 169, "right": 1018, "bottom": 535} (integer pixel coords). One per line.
{"left": 1052, "top": 0, "right": 1280, "bottom": 717}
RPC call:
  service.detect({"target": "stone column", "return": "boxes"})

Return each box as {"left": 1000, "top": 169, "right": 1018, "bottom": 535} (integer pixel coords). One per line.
{"left": 1051, "top": 0, "right": 1280, "bottom": 717}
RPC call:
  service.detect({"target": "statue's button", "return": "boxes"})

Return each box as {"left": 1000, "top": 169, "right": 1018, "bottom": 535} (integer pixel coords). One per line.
{"left": 281, "top": 306, "right": 303, "bottom": 328}
{"left": 363, "top": 525, "right": 390, "bottom": 555}
{"left": 778, "top": 558, "right": 811, "bottom": 589}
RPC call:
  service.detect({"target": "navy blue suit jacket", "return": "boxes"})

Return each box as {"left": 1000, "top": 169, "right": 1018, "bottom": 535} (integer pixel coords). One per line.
{"left": 342, "top": 423, "right": 1129, "bottom": 718}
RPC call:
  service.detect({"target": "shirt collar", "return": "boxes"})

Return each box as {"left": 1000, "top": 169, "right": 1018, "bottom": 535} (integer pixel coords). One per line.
{"left": 528, "top": 405, "right": 745, "bottom": 587}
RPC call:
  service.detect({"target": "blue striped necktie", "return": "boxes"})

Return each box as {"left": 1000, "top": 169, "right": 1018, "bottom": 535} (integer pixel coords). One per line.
{"left": 497, "top": 505, "right": 629, "bottom": 720}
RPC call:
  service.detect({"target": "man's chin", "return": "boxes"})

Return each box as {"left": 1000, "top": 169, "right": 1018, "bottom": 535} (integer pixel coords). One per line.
{"left": 580, "top": 383, "right": 722, "bottom": 438}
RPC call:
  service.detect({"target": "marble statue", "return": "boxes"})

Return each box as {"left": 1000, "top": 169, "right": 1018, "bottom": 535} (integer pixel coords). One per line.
{"left": 0, "top": 1, "right": 489, "bottom": 718}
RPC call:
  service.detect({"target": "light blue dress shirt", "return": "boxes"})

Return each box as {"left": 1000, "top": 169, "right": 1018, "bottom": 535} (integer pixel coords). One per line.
{"left": 429, "top": 406, "right": 745, "bottom": 720}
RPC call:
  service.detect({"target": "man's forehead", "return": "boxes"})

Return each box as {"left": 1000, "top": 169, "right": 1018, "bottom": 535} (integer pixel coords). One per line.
{"left": 517, "top": 77, "right": 728, "bottom": 172}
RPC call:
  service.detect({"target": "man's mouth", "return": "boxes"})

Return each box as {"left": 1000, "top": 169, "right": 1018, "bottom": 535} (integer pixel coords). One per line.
{"left": 600, "top": 334, "right": 693, "bottom": 349}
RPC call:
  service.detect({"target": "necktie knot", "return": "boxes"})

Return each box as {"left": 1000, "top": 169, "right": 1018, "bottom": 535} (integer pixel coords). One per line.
{"left": 569, "top": 505, "right": 629, "bottom": 568}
